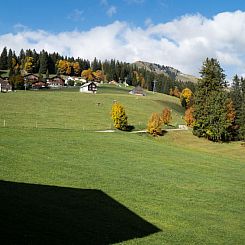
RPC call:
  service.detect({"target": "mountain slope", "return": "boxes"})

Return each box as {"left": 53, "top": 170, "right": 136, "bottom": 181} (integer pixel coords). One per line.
{"left": 133, "top": 61, "right": 198, "bottom": 83}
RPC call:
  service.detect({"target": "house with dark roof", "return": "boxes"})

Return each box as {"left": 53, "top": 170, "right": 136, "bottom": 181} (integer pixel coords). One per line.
{"left": 80, "top": 81, "right": 97, "bottom": 93}
{"left": 129, "top": 86, "right": 146, "bottom": 96}
{"left": 24, "top": 74, "right": 39, "bottom": 83}
{"left": 47, "top": 76, "right": 65, "bottom": 88}
{"left": 0, "top": 77, "right": 12, "bottom": 92}
{"left": 31, "top": 81, "right": 48, "bottom": 90}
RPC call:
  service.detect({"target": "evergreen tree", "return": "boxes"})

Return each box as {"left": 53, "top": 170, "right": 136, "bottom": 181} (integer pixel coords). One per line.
{"left": 18, "top": 49, "right": 25, "bottom": 69}
{"left": 230, "top": 75, "right": 242, "bottom": 139}
{"left": 7, "top": 49, "right": 13, "bottom": 69}
{"left": 39, "top": 50, "right": 49, "bottom": 74}
{"left": 32, "top": 49, "right": 40, "bottom": 73}
{"left": 193, "top": 58, "right": 231, "bottom": 141}
{"left": 0, "top": 47, "right": 8, "bottom": 70}
{"left": 238, "top": 77, "right": 245, "bottom": 140}
{"left": 91, "top": 57, "right": 101, "bottom": 71}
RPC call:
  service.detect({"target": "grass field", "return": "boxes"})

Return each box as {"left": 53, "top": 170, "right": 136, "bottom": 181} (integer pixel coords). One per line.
{"left": 0, "top": 85, "right": 184, "bottom": 131}
{"left": 0, "top": 86, "right": 244, "bottom": 244}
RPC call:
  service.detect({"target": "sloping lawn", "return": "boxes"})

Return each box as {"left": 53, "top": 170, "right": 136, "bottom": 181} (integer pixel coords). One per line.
{"left": 0, "top": 127, "right": 244, "bottom": 244}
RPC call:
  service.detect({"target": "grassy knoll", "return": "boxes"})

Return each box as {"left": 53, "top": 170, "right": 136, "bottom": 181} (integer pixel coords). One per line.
{"left": 0, "top": 87, "right": 244, "bottom": 244}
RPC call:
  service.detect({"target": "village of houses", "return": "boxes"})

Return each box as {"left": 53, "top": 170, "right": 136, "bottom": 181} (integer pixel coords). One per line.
{"left": 0, "top": 73, "right": 146, "bottom": 96}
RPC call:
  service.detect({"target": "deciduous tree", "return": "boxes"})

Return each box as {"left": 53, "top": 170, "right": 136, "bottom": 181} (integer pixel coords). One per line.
{"left": 147, "top": 112, "right": 163, "bottom": 136}
{"left": 111, "top": 102, "right": 128, "bottom": 130}
{"left": 161, "top": 108, "right": 172, "bottom": 125}
{"left": 184, "top": 106, "right": 195, "bottom": 127}
{"left": 180, "top": 88, "right": 193, "bottom": 108}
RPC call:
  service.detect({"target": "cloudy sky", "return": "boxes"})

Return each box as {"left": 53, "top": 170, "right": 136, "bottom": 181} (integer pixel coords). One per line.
{"left": 1, "top": 0, "right": 245, "bottom": 79}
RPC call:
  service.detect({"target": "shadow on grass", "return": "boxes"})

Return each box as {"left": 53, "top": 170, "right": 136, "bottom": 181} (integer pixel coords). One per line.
{"left": 0, "top": 180, "right": 160, "bottom": 245}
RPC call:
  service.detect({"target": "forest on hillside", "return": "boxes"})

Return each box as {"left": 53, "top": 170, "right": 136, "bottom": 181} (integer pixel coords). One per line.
{"left": 0, "top": 47, "right": 195, "bottom": 94}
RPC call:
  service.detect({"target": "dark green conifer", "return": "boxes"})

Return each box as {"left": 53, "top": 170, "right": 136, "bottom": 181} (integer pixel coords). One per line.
{"left": 193, "top": 58, "right": 231, "bottom": 141}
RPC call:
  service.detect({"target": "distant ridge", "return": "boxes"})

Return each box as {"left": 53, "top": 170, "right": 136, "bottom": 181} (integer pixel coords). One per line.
{"left": 133, "top": 61, "right": 198, "bottom": 83}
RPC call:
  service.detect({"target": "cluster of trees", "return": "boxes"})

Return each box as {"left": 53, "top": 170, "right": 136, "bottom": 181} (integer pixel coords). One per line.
{"left": 0, "top": 47, "right": 195, "bottom": 95}
{"left": 183, "top": 58, "right": 244, "bottom": 142}
{"left": 111, "top": 101, "right": 172, "bottom": 136}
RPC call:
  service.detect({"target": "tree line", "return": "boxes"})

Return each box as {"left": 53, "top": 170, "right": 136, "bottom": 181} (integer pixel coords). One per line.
{"left": 0, "top": 47, "right": 195, "bottom": 95}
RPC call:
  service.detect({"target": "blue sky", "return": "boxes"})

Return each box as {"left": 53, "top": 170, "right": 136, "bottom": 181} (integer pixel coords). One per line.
{"left": 1, "top": 0, "right": 244, "bottom": 34}
{"left": 1, "top": 0, "right": 245, "bottom": 78}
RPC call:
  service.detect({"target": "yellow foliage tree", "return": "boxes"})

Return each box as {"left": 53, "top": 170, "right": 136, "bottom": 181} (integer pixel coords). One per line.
{"left": 147, "top": 112, "right": 163, "bottom": 136}
{"left": 57, "top": 60, "right": 69, "bottom": 74}
{"left": 111, "top": 102, "right": 128, "bottom": 130}
{"left": 184, "top": 106, "right": 195, "bottom": 127}
{"left": 81, "top": 68, "right": 95, "bottom": 81}
{"left": 170, "top": 87, "right": 181, "bottom": 98}
{"left": 180, "top": 88, "right": 193, "bottom": 108}
{"left": 73, "top": 62, "right": 81, "bottom": 76}
{"left": 161, "top": 108, "right": 172, "bottom": 125}
{"left": 226, "top": 98, "right": 236, "bottom": 123}
{"left": 93, "top": 70, "right": 105, "bottom": 82}
{"left": 24, "top": 56, "right": 34, "bottom": 73}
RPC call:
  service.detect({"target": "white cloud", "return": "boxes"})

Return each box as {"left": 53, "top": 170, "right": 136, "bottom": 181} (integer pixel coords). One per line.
{"left": 1, "top": 11, "right": 245, "bottom": 78}
{"left": 106, "top": 6, "right": 117, "bottom": 17}
{"left": 67, "top": 9, "right": 85, "bottom": 22}
{"left": 144, "top": 18, "right": 153, "bottom": 27}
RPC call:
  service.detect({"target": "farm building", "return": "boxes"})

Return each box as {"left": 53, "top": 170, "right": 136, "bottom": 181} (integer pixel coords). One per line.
{"left": 47, "top": 76, "right": 65, "bottom": 88}
{"left": 31, "top": 81, "right": 48, "bottom": 90}
{"left": 24, "top": 74, "right": 39, "bottom": 83}
{"left": 129, "top": 86, "right": 146, "bottom": 96}
{"left": 0, "top": 77, "right": 12, "bottom": 92}
{"left": 80, "top": 82, "right": 97, "bottom": 93}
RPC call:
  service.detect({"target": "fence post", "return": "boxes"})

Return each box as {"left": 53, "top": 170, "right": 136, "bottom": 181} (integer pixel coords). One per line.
{"left": 3, "top": 119, "right": 6, "bottom": 127}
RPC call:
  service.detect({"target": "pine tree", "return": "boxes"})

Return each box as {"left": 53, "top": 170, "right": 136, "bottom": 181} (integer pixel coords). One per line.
{"left": 0, "top": 47, "right": 8, "bottom": 70}
{"left": 230, "top": 75, "right": 242, "bottom": 139}
{"left": 39, "top": 50, "right": 49, "bottom": 74}
{"left": 7, "top": 49, "right": 13, "bottom": 70}
{"left": 193, "top": 58, "right": 231, "bottom": 141}
{"left": 238, "top": 77, "right": 245, "bottom": 140}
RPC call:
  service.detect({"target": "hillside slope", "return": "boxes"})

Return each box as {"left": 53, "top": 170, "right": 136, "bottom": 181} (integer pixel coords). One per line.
{"left": 0, "top": 85, "right": 185, "bottom": 131}
{"left": 133, "top": 61, "right": 198, "bottom": 83}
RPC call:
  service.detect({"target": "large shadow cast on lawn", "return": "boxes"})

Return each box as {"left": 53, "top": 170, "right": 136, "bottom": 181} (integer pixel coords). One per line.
{"left": 0, "top": 180, "right": 160, "bottom": 245}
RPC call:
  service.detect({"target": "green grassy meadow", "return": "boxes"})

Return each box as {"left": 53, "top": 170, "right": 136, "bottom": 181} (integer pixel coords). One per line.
{"left": 0, "top": 86, "right": 244, "bottom": 244}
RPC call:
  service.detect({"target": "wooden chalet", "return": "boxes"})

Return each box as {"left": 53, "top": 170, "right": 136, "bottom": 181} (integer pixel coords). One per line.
{"left": 80, "top": 81, "right": 97, "bottom": 93}
{"left": 0, "top": 77, "right": 12, "bottom": 92}
{"left": 31, "top": 81, "right": 48, "bottom": 90}
{"left": 47, "top": 76, "right": 65, "bottom": 88}
{"left": 129, "top": 86, "right": 146, "bottom": 96}
{"left": 24, "top": 74, "right": 39, "bottom": 83}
